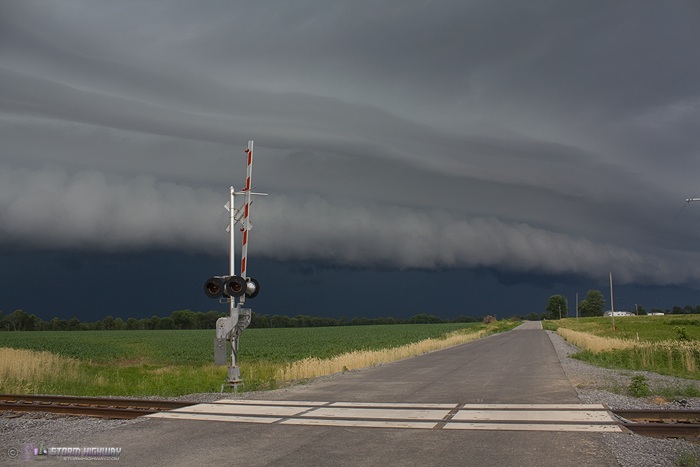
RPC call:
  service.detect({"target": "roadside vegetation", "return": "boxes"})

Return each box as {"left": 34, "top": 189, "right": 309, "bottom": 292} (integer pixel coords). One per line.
{"left": 544, "top": 316, "right": 700, "bottom": 389}
{"left": 0, "top": 319, "right": 519, "bottom": 396}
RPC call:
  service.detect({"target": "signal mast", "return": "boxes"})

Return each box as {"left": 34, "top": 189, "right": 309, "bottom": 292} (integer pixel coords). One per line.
{"left": 204, "top": 140, "right": 267, "bottom": 389}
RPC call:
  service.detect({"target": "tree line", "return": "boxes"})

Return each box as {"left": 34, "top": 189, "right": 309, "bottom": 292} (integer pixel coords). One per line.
{"left": 542, "top": 290, "right": 700, "bottom": 320}
{"left": 0, "top": 309, "right": 484, "bottom": 332}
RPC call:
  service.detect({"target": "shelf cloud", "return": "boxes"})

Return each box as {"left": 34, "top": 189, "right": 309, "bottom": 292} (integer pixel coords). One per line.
{"left": 2, "top": 0, "right": 699, "bottom": 295}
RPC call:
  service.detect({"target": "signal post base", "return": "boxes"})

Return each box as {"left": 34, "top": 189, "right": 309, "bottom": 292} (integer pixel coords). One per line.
{"left": 220, "top": 366, "right": 243, "bottom": 394}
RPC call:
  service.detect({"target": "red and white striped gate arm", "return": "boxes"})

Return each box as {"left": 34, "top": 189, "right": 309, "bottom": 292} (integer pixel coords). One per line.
{"left": 240, "top": 140, "right": 254, "bottom": 281}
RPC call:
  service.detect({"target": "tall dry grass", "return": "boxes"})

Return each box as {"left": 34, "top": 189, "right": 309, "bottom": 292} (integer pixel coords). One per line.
{"left": 556, "top": 328, "right": 637, "bottom": 352}
{"left": 556, "top": 328, "right": 700, "bottom": 375}
{"left": 276, "top": 328, "right": 490, "bottom": 381}
{"left": 0, "top": 347, "right": 80, "bottom": 393}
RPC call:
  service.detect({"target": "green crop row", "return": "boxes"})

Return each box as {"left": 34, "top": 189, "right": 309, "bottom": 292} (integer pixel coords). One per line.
{"left": 0, "top": 323, "right": 479, "bottom": 365}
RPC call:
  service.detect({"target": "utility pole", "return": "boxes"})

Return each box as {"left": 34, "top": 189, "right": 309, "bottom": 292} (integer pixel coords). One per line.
{"left": 609, "top": 272, "right": 616, "bottom": 331}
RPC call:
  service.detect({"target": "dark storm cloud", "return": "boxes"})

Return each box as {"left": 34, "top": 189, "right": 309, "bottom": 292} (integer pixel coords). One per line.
{"left": 1, "top": 0, "right": 700, "bottom": 290}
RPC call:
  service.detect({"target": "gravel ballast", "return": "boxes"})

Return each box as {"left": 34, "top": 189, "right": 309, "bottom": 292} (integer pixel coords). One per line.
{"left": 2, "top": 329, "right": 699, "bottom": 466}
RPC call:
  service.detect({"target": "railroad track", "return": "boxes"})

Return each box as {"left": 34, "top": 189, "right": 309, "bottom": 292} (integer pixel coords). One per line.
{"left": 0, "top": 394, "right": 196, "bottom": 419}
{"left": 613, "top": 409, "right": 700, "bottom": 442}
{"left": 2, "top": 395, "right": 699, "bottom": 442}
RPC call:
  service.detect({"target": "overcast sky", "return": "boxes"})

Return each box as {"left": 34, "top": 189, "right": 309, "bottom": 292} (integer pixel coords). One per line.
{"left": 2, "top": 1, "right": 700, "bottom": 320}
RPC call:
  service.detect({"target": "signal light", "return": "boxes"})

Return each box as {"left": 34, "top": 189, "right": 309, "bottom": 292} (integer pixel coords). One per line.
{"left": 245, "top": 277, "right": 260, "bottom": 299}
{"left": 204, "top": 275, "right": 260, "bottom": 299}
{"left": 204, "top": 276, "right": 225, "bottom": 298}
{"left": 223, "top": 276, "right": 247, "bottom": 298}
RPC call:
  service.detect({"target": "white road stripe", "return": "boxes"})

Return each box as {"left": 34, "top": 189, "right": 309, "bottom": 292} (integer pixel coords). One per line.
{"left": 215, "top": 399, "right": 327, "bottom": 407}
{"left": 328, "top": 401, "right": 458, "bottom": 409}
{"left": 300, "top": 407, "right": 452, "bottom": 420}
{"left": 444, "top": 423, "right": 623, "bottom": 433}
{"left": 146, "top": 412, "right": 282, "bottom": 424}
{"left": 457, "top": 404, "right": 606, "bottom": 410}
{"left": 282, "top": 418, "right": 438, "bottom": 429}
{"left": 451, "top": 410, "right": 615, "bottom": 423}
{"left": 171, "top": 403, "right": 308, "bottom": 417}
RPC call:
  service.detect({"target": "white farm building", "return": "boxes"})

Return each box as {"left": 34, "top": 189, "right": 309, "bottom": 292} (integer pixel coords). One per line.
{"left": 603, "top": 311, "right": 635, "bottom": 317}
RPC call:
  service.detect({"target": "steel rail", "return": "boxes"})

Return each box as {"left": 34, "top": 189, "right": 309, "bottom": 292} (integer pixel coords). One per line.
{"left": 0, "top": 394, "right": 196, "bottom": 419}
{"left": 612, "top": 409, "right": 700, "bottom": 442}
{"left": 612, "top": 409, "right": 700, "bottom": 424}
{"left": 622, "top": 422, "right": 700, "bottom": 440}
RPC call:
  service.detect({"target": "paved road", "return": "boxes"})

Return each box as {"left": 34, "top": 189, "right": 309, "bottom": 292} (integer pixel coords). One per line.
{"left": 37, "top": 322, "right": 619, "bottom": 466}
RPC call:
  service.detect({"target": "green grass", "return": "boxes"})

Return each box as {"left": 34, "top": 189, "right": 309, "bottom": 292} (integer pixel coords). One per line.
{"left": 547, "top": 315, "right": 700, "bottom": 382}
{"left": 544, "top": 315, "right": 700, "bottom": 341}
{"left": 1, "top": 322, "right": 515, "bottom": 396}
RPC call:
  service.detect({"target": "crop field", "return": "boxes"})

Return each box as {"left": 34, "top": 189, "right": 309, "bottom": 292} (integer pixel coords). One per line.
{"left": 0, "top": 323, "right": 481, "bottom": 364}
{"left": 544, "top": 315, "right": 700, "bottom": 382}
{"left": 0, "top": 321, "right": 518, "bottom": 396}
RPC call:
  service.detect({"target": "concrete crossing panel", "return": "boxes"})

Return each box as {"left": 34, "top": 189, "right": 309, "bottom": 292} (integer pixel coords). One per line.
{"left": 147, "top": 400, "right": 624, "bottom": 433}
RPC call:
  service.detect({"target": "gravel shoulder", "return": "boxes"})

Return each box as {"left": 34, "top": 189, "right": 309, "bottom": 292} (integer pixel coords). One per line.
{"left": 2, "top": 329, "right": 699, "bottom": 466}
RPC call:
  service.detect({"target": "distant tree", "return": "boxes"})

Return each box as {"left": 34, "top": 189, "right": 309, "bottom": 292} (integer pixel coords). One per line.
{"left": 525, "top": 312, "right": 540, "bottom": 321}
{"left": 50, "top": 317, "right": 68, "bottom": 331}
{"left": 295, "top": 315, "right": 314, "bottom": 327}
{"left": 100, "top": 315, "right": 116, "bottom": 330}
{"left": 636, "top": 305, "right": 647, "bottom": 315}
{"left": 545, "top": 295, "right": 568, "bottom": 320}
{"left": 408, "top": 313, "right": 442, "bottom": 324}
{"left": 159, "top": 317, "right": 175, "bottom": 329}
{"left": 125, "top": 317, "right": 140, "bottom": 330}
{"left": 453, "top": 315, "right": 476, "bottom": 323}
{"left": 579, "top": 290, "right": 605, "bottom": 317}
{"left": 376, "top": 316, "right": 399, "bottom": 325}
{"left": 6, "top": 309, "right": 39, "bottom": 331}
{"left": 113, "top": 317, "right": 125, "bottom": 330}
{"left": 269, "top": 315, "right": 286, "bottom": 328}
{"left": 144, "top": 316, "right": 161, "bottom": 330}
{"left": 67, "top": 317, "right": 81, "bottom": 331}
{"left": 171, "top": 310, "right": 197, "bottom": 329}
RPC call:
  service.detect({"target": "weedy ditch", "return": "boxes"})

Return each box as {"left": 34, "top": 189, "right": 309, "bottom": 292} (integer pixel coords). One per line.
{"left": 545, "top": 317, "right": 700, "bottom": 392}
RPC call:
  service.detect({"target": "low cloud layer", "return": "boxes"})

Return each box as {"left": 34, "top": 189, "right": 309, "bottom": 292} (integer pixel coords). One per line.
{"left": 1, "top": 1, "right": 700, "bottom": 290}
{"left": 3, "top": 163, "right": 699, "bottom": 287}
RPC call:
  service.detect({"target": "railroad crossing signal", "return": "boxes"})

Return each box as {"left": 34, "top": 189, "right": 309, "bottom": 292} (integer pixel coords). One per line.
{"left": 204, "top": 140, "right": 267, "bottom": 388}
{"left": 204, "top": 275, "right": 260, "bottom": 299}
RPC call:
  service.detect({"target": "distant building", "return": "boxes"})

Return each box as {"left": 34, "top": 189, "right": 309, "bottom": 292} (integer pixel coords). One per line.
{"left": 647, "top": 312, "right": 665, "bottom": 316}
{"left": 603, "top": 311, "right": 634, "bottom": 317}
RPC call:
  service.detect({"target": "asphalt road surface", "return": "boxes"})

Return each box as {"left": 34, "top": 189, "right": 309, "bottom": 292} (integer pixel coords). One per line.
{"left": 37, "top": 321, "right": 620, "bottom": 466}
